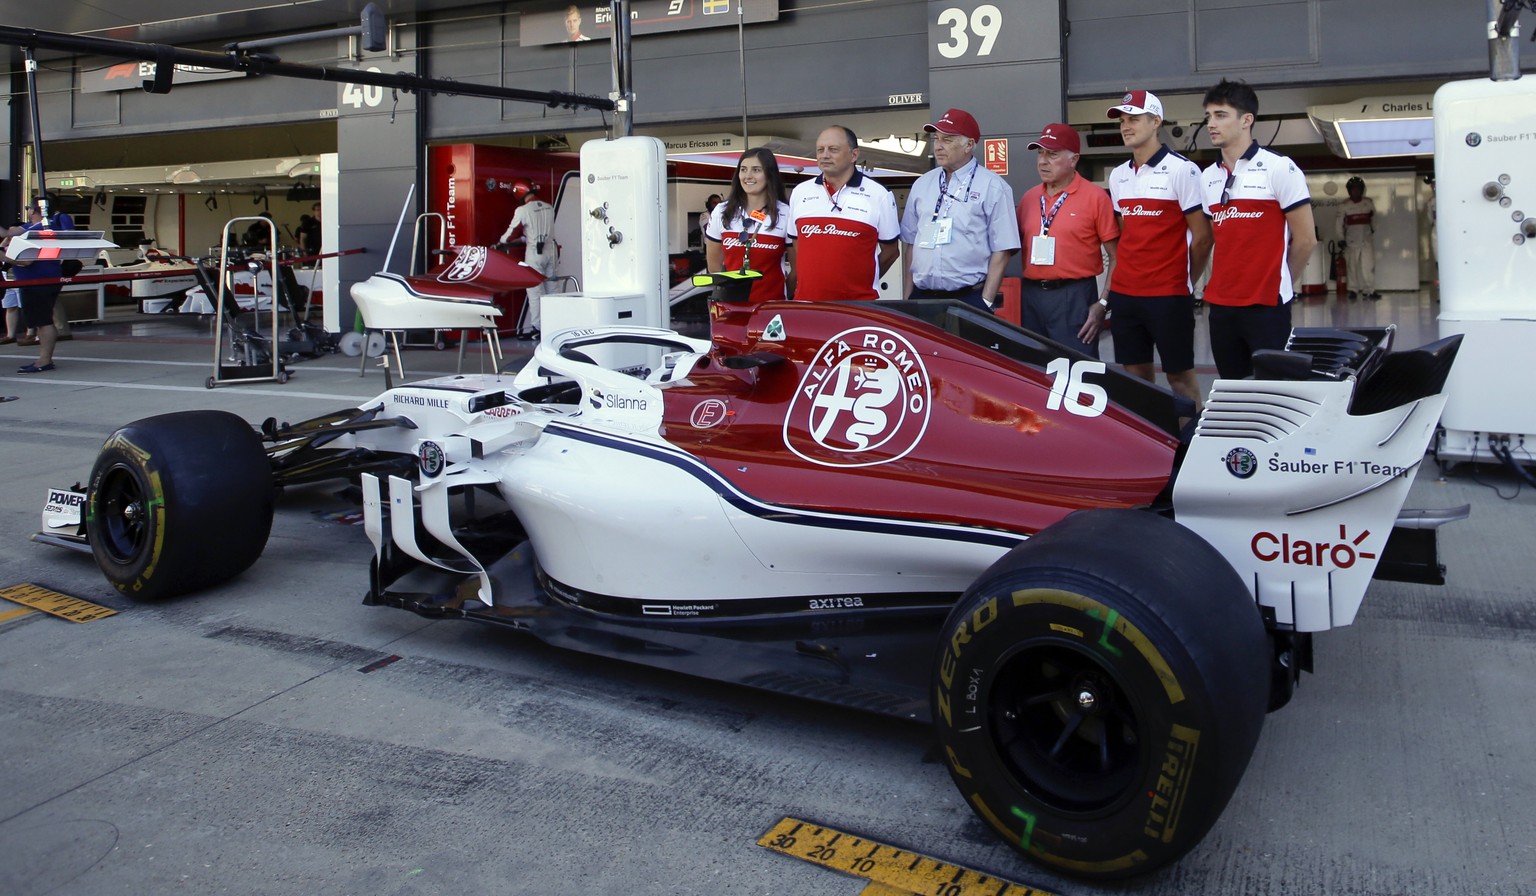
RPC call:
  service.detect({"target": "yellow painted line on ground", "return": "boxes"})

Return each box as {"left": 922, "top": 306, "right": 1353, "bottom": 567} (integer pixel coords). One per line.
{"left": 758, "top": 817, "right": 1060, "bottom": 896}
{"left": 0, "top": 605, "right": 39, "bottom": 623}
{"left": 0, "top": 584, "right": 117, "bottom": 623}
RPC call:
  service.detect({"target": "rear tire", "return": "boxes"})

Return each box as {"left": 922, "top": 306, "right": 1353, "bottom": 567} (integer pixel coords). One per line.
{"left": 933, "top": 509, "right": 1269, "bottom": 880}
{"left": 86, "top": 410, "right": 274, "bottom": 600}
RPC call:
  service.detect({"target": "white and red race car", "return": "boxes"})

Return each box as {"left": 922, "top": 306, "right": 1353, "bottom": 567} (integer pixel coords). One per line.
{"left": 54, "top": 278, "right": 1463, "bottom": 880}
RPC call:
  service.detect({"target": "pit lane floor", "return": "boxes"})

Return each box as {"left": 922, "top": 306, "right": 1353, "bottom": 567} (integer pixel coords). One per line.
{"left": 1, "top": 292, "right": 1532, "bottom": 896}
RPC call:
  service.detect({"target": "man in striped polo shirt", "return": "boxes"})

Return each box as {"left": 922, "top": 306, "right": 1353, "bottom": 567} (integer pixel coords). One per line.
{"left": 1200, "top": 79, "right": 1317, "bottom": 380}
{"left": 1105, "top": 89, "right": 1213, "bottom": 410}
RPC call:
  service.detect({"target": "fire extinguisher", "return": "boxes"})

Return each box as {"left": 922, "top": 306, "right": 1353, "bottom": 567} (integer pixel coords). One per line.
{"left": 1329, "top": 239, "right": 1348, "bottom": 297}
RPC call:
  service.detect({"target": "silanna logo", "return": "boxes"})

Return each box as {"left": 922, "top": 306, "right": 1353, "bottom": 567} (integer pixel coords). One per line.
{"left": 783, "top": 327, "right": 932, "bottom": 468}
{"left": 589, "top": 387, "right": 649, "bottom": 412}
{"left": 438, "top": 245, "right": 487, "bottom": 282}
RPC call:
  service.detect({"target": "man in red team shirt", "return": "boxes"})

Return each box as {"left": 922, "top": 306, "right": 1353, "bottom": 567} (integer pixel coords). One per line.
{"left": 1015, "top": 123, "right": 1119, "bottom": 357}
{"left": 787, "top": 125, "right": 901, "bottom": 301}
{"left": 1105, "top": 90, "right": 1213, "bottom": 410}
{"left": 1200, "top": 79, "right": 1317, "bottom": 380}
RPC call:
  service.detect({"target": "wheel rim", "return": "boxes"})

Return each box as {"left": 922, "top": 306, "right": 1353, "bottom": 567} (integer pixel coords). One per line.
{"left": 989, "top": 643, "right": 1142, "bottom": 813}
{"left": 95, "top": 463, "right": 151, "bottom": 565}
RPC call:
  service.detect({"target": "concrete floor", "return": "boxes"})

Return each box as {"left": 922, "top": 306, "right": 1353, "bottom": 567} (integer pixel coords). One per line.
{"left": 2, "top": 291, "right": 1533, "bottom": 896}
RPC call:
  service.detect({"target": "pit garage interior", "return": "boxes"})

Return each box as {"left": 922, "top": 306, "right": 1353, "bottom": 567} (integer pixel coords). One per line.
{"left": 2, "top": 2, "right": 1536, "bottom": 895}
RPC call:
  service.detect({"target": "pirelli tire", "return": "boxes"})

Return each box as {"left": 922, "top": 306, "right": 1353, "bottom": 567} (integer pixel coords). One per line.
{"left": 86, "top": 410, "right": 274, "bottom": 600}
{"left": 933, "top": 508, "right": 1270, "bottom": 881}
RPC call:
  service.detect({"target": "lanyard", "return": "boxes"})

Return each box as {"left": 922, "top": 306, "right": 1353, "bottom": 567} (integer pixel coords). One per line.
{"left": 1038, "top": 189, "right": 1069, "bottom": 237}
{"left": 735, "top": 208, "right": 767, "bottom": 273}
{"left": 825, "top": 179, "right": 848, "bottom": 212}
{"left": 930, "top": 161, "right": 979, "bottom": 222}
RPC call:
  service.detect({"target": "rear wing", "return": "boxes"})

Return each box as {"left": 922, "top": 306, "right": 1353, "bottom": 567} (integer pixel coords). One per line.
{"left": 1173, "top": 329, "right": 1463, "bottom": 632}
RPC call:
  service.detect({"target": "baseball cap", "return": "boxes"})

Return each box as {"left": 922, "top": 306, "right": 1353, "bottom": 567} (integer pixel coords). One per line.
{"left": 1107, "top": 89, "right": 1164, "bottom": 119}
{"left": 924, "top": 108, "right": 981, "bottom": 142}
{"left": 1027, "top": 123, "right": 1081, "bottom": 154}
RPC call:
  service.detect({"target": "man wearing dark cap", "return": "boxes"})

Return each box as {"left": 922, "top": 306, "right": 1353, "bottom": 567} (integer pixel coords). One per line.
{"left": 1105, "top": 89, "right": 1212, "bottom": 411}
{"left": 900, "top": 108, "right": 1020, "bottom": 312}
{"left": 1015, "top": 123, "right": 1119, "bottom": 357}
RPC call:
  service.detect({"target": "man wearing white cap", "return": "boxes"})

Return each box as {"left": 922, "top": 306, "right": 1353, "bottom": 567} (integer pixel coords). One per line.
{"left": 900, "top": 108, "right": 1020, "bottom": 312}
{"left": 1104, "top": 89, "right": 1213, "bottom": 411}
{"left": 1015, "top": 123, "right": 1119, "bottom": 357}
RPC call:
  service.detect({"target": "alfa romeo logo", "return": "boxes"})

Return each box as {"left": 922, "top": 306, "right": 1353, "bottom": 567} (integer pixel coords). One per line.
{"left": 439, "top": 245, "right": 487, "bottom": 282}
{"left": 783, "top": 327, "right": 931, "bottom": 468}
{"left": 1223, "top": 447, "right": 1258, "bottom": 479}
{"left": 418, "top": 440, "right": 446, "bottom": 478}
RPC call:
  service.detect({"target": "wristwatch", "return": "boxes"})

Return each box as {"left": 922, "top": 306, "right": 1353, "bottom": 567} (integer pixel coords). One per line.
{"left": 1097, "top": 297, "right": 1109, "bottom": 308}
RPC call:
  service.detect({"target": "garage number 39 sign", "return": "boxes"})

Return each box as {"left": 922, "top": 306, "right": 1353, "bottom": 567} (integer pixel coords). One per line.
{"left": 936, "top": 3, "right": 1002, "bottom": 58}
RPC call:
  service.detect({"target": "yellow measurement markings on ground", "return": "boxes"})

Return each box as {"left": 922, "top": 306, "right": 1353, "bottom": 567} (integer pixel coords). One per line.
{"left": 758, "top": 817, "right": 1062, "bottom": 896}
{"left": 0, "top": 584, "right": 117, "bottom": 623}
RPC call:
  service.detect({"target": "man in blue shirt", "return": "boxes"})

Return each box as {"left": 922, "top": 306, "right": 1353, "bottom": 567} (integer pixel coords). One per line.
{"left": 9, "top": 201, "right": 65, "bottom": 373}
{"left": 38, "top": 195, "right": 79, "bottom": 342}
{"left": 900, "top": 108, "right": 1020, "bottom": 312}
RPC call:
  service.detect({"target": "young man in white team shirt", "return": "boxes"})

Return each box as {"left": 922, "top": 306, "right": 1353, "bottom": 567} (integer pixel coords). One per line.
{"left": 1104, "top": 89, "right": 1213, "bottom": 410}
{"left": 1199, "top": 78, "right": 1317, "bottom": 380}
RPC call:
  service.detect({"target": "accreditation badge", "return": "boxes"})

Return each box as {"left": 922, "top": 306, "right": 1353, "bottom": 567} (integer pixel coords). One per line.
{"left": 1030, "top": 234, "right": 1056, "bottom": 266}
{"left": 917, "top": 218, "right": 954, "bottom": 249}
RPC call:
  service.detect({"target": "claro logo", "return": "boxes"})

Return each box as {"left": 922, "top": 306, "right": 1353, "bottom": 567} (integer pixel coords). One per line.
{"left": 1251, "top": 524, "right": 1376, "bottom": 569}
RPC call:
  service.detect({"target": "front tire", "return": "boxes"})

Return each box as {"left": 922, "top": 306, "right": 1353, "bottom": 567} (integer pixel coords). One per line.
{"left": 933, "top": 509, "right": 1269, "bottom": 880}
{"left": 86, "top": 410, "right": 274, "bottom": 600}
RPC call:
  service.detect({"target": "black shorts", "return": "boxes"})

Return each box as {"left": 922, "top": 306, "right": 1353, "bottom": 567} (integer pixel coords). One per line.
{"left": 18, "top": 284, "right": 61, "bottom": 330}
{"left": 1106, "top": 291, "right": 1195, "bottom": 373}
{"left": 1207, "top": 301, "right": 1293, "bottom": 380}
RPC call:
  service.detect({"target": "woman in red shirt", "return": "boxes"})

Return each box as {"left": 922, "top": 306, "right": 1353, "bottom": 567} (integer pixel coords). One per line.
{"left": 705, "top": 148, "right": 796, "bottom": 302}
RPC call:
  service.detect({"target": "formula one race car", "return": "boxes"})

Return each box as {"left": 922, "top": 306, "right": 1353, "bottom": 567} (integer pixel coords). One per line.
{"left": 58, "top": 288, "right": 1462, "bottom": 880}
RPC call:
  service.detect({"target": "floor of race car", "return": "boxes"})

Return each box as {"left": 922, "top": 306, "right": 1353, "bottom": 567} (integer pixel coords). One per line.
{"left": 3, "top": 287, "right": 1534, "bottom": 896}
